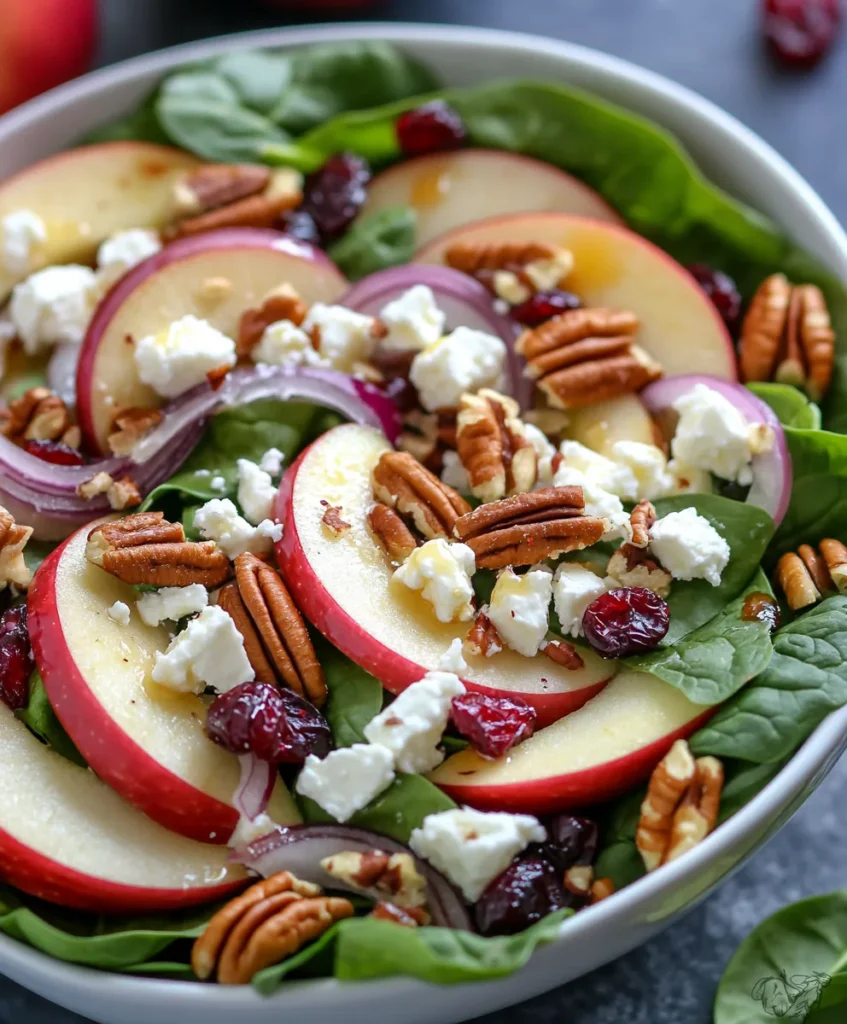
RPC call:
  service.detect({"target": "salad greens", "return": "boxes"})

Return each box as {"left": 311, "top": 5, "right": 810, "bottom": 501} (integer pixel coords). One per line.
{"left": 328, "top": 206, "right": 418, "bottom": 280}
{"left": 747, "top": 382, "right": 822, "bottom": 430}
{"left": 319, "top": 641, "right": 384, "bottom": 748}
{"left": 16, "top": 672, "right": 86, "bottom": 767}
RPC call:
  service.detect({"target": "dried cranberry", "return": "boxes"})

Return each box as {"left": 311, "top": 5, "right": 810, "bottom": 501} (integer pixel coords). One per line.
{"left": 205, "top": 681, "right": 331, "bottom": 764}
{"left": 396, "top": 101, "right": 467, "bottom": 155}
{"left": 300, "top": 152, "right": 371, "bottom": 243}
{"left": 24, "top": 439, "right": 85, "bottom": 466}
{"left": 0, "top": 605, "right": 27, "bottom": 636}
{"left": 0, "top": 606, "right": 33, "bottom": 712}
{"left": 510, "top": 290, "right": 582, "bottom": 327}
{"left": 450, "top": 691, "right": 536, "bottom": 759}
{"left": 763, "top": 0, "right": 841, "bottom": 66}
{"left": 279, "top": 209, "right": 323, "bottom": 248}
{"left": 475, "top": 857, "right": 569, "bottom": 936}
{"left": 582, "top": 587, "right": 670, "bottom": 658}
{"left": 540, "top": 815, "right": 599, "bottom": 873}
{"left": 687, "top": 264, "right": 742, "bottom": 335}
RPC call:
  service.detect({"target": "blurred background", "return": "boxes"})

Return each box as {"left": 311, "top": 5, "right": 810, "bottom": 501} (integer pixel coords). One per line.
{"left": 1, "top": 2, "right": 845, "bottom": 1023}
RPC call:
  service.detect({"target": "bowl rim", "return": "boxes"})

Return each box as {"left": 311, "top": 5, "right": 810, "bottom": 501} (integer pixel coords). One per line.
{"left": 2, "top": 18, "right": 847, "bottom": 1012}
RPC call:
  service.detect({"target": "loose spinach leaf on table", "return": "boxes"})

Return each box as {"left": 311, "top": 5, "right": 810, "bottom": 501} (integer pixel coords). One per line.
{"left": 328, "top": 206, "right": 417, "bottom": 280}
{"left": 318, "top": 640, "right": 383, "bottom": 748}
{"left": 747, "top": 382, "right": 822, "bottom": 430}
{"left": 16, "top": 671, "right": 86, "bottom": 767}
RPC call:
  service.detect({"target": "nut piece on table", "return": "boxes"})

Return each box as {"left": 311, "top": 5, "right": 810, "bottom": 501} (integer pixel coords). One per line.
{"left": 516, "top": 308, "right": 661, "bottom": 410}
{"left": 367, "top": 503, "right": 418, "bottom": 564}
{"left": 0, "top": 386, "right": 74, "bottom": 445}
{"left": 453, "top": 486, "right": 605, "bottom": 570}
{"left": 320, "top": 850, "right": 428, "bottom": 909}
{"left": 237, "top": 284, "right": 309, "bottom": 359}
{"left": 372, "top": 450, "right": 471, "bottom": 540}
{"left": 0, "top": 505, "right": 33, "bottom": 590}
{"left": 456, "top": 389, "right": 537, "bottom": 502}
{"left": 107, "top": 407, "right": 164, "bottom": 458}
{"left": 739, "top": 273, "right": 835, "bottom": 402}
{"left": 775, "top": 538, "right": 847, "bottom": 610}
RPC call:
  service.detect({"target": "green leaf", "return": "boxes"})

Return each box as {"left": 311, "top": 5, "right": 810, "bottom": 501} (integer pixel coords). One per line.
{"left": 628, "top": 569, "right": 774, "bottom": 705}
{"left": 329, "top": 207, "right": 417, "bottom": 281}
{"left": 212, "top": 50, "right": 293, "bottom": 116}
{"left": 319, "top": 641, "right": 383, "bottom": 748}
{"left": 23, "top": 539, "right": 55, "bottom": 576}
{"left": 594, "top": 788, "right": 645, "bottom": 891}
{"left": 690, "top": 596, "right": 847, "bottom": 764}
{"left": 714, "top": 891, "right": 847, "bottom": 1023}
{"left": 81, "top": 92, "right": 171, "bottom": 146}
{"left": 747, "top": 382, "right": 822, "bottom": 430}
{"left": 16, "top": 671, "right": 86, "bottom": 767}
{"left": 717, "top": 757, "right": 790, "bottom": 823}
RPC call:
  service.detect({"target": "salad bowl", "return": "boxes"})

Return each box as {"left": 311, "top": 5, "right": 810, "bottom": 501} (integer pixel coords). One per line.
{"left": 0, "top": 20, "right": 846, "bottom": 1024}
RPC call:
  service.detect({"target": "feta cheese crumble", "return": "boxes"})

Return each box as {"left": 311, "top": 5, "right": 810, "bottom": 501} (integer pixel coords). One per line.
{"left": 135, "top": 315, "right": 236, "bottom": 399}
{"left": 487, "top": 567, "right": 553, "bottom": 657}
{"left": 210, "top": 475, "right": 227, "bottom": 493}
{"left": 409, "top": 807, "right": 546, "bottom": 902}
{"left": 671, "top": 383, "right": 758, "bottom": 485}
{"left": 379, "top": 285, "right": 446, "bottom": 351}
{"left": 252, "top": 319, "right": 326, "bottom": 368}
{"left": 1, "top": 210, "right": 46, "bottom": 276}
{"left": 236, "top": 458, "right": 277, "bottom": 525}
{"left": 610, "top": 441, "right": 676, "bottom": 501}
{"left": 649, "top": 507, "right": 730, "bottom": 586}
{"left": 302, "top": 304, "right": 377, "bottom": 372}
{"left": 151, "top": 605, "right": 253, "bottom": 694}
{"left": 10, "top": 264, "right": 96, "bottom": 352}
{"left": 394, "top": 538, "right": 476, "bottom": 623}
{"left": 439, "top": 638, "right": 468, "bottom": 674}
{"left": 552, "top": 562, "right": 609, "bottom": 637}
{"left": 557, "top": 440, "right": 638, "bottom": 501}
{"left": 524, "top": 423, "right": 557, "bottom": 484}
{"left": 409, "top": 327, "right": 506, "bottom": 411}
{"left": 553, "top": 460, "right": 630, "bottom": 539}
{"left": 107, "top": 601, "right": 131, "bottom": 626}
{"left": 364, "top": 670, "right": 465, "bottom": 773}
{"left": 136, "top": 584, "right": 209, "bottom": 627}
{"left": 96, "top": 228, "right": 161, "bottom": 281}
{"left": 296, "top": 744, "right": 395, "bottom": 822}
{"left": 440, "top": 450, "right": 470, "bottom": 494}
{"left": 193, "top": 498, "right": 275, "bottom": 558}
{"left": 259, "top": 447, "right": 284, "bottom": 476}
{"left": 229, "top": 812, "right": 276, "bottom": 849}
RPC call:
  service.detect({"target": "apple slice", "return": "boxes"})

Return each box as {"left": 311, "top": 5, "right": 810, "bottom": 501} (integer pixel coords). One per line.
{"left": 0, "top": 141, "right": 200, "bottom": 302}
{"left": 565, "top": 394, "right": 659, "bottom": 457}
{"left": 429, "top": 669, "right": 714, "bottom": 814}
{"left": 362, "top": 149, "right": 623, "bottom": 247}
{"left": 0, "top": 702, "right": 245, "bottom": 913}
{"left": 28, "top": 520, "right": 301, "bottom": 844}
{"left": 276, "top": 423, "right": 615, "bottom": 728}
{"left": 415, "top": 213, "right": 736, "bottom": 381}
{"left": 76, "top": 228, "right": 348, "bottom": 454}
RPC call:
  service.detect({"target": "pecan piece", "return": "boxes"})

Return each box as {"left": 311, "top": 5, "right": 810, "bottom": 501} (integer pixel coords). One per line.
{"left": 564, "top": 865, "right": 593, "bottom": 897}
{"left": 628, "top": 499, "right": 657, "bottom": 549}
{"left": 444, "top": 240, "right": 561, "bottom": 273}
{"left": 367, "top": 503, "right": 418, "bottom": 563}
{"left": 372, "top": 451, "right": 470, "bottom": 540}
{"left": 320, "top": 501, "right": 351, "bottom": 538}
{"left": 217, "top": 582, "right": 277, "bottom": 685}
{"left": 588, "top": 878, "right": 615, "bottom": 905}
{"left": 663, "top": 755, "right": 723, "bottom": 865}
{"left": 636, "top": 739, "right": 696, "bottom": 872}
{"left": 237, "top": 284, "right": 309, "bottom": 359}
{"left": 369, "top": 902, "right": 430, "bottom": 927}
{"left": 107, "top": 476, "right": 142, "bottom": 511}
{"left": 540, "top": 638, "right": 584, "bottom": 670}
{"left": 464, "top": 607, "right": 503, "bottom": 658}
{"left": 169, "top": 190, "right": 301, "bottom": 240}
{"left": 173, "top": 163, "right": 272, "bottom": 217}
{"left": 775, "top": 537, "right": 847, "bottom": 610}
{"left": 107, "top": 407, "right": 163, "bottom": 458}
{"left": 0, "top": 506, "right": 33, "bottom": 590}
{"left": 606, "top": 543, "right": 672, "bottom": 598}
{"left": 1, "top": 386, "right": 72, "bottom": 443}
{"left": 320, "top": 850, "right": 427, "bottom": 908}
{"left": 454, "top": 487, "right": 604, "bottom": 569}
{"left": 456, "top": 389, "right": 537, "bottom": 501}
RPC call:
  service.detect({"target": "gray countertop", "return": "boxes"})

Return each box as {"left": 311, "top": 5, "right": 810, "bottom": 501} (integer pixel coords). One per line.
{"left": 3, "top": 1, "right": 845, "bottom": 1021}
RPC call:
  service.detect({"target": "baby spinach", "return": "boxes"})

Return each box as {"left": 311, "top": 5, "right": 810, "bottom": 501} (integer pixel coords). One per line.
{"left": 319, "top": 641, "right": 383, "bottom": 748}
{"left": 594, "top": 788, "right": 645, "bottom": 891}
{"left": 747, "top": 382, "right": 822, "bottom": 430}
{"left": 629, "top": 570, "right": 774, "bottom": 705}
{"left": 328, "top": 206, "right": 417, "bottom": 280}
{"left": 16, "top": 671, "right": 86, "bottom": 767}
{"left": 717, "top": 757, "right": 790, "bottom": 824}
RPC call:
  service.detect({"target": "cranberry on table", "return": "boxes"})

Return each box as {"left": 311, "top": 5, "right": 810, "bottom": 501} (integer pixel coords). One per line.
{"left": 582, "top": 587, "right": 670, "bottom": 658}
{"left": 475, "top": 857, "right": 570, "bottom": 936}
{"left": 510, "top": 289, "right": 582, "bottom": 327}
{"left": 0, "top": 605, "right": 34, "bottom": 712}
{"left": 396, "top": 101, "right": 467, "bottom": 155}
{"left": 763, "top": 0, "right": 841, "bottom": 67}
{"left": 24, "top": 439, "right": 85, "bottom": 466}
{"left": 687, "top": 264, "right": 742, "bottom": 335}
{"left": 450, "top": 691, "right": 537, "bottom": 759}
{"left": 300, "top": 152, "right": 371, "bottom": 243}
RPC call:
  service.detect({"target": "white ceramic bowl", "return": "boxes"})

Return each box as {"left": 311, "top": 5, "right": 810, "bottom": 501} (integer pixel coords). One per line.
{"left": 1, "top": 21, "right": 846, "bottom": 1024}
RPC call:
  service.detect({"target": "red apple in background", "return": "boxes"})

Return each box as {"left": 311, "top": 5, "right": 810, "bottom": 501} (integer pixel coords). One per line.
{"left": 0, "top": 0, "right": 97, "bottom": 115}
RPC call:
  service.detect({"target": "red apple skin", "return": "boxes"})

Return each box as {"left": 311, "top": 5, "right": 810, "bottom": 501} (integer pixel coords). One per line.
{"left": 0, "top": 0, "right": 97, "bottom": 114}
{"left": 28, "top": 534, "right": 243, "bottom": 845}
{"left": 435, "top": 710, "right": 715, "bottom": 816}
{"left": 275, "top": 447, "right": 609, "bottom": 727}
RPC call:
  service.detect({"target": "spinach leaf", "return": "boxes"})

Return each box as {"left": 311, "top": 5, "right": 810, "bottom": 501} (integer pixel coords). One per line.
{"left": 717, "top": 757, "right": 790, "bottom": 823}
{"left": 23, "top": 539, "right": 55, "bottom": 576}
{"left": 82, "top": 92, "right": 171, "bottom": 146}
{"left": 652, "top": 495, "right": 774, "bottom": 645}
{"left": 329, "top": 206, "right": 417, "bottom": 280}
{"left": 319, "top": 641, "right": 383, "bottom": 748}
{"left": 690, "top": 597, "right": 847, "bottom": 764}
{"left": 714, "top": 891, "right": 847, "bottom": 1024}
{"left": 628, "top": 570, "right": 774, "bottom": 705}
{"left": 748, "top": 382, "right": 822, "bottom": 430}
{"left": 594, "top": 788, "right": 645, "bottom": 891}
{"left": 16, "top": 671, "right": 86, "bottom": 767}
{"left": 212, "top": 50, "right": 293, "bottom": 116}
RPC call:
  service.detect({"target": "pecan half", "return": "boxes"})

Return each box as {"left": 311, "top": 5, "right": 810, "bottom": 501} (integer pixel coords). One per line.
{"left": 606, "top": 543, "right": 672, "bottom": 598}
{"left": 1, "top": 386, "right": 73, "bottom": 444}
{"left": 775, "top": 538, "right": 847, "bottom": 610}
{"left": 86, "top": 512, "right": 232, "bottom": 588}
{"left": 444, "top": 240, "right": 561, "bottom": 273}
{"left": 0, "top": 506, "right": 33, "bottom": 590}
{"left": 516, "top": 308, "right": 661, "bottom": 409}
{"left": 464, "top": 607, "right": 503, "bottom": 657}
{"left": 739, "top": 274, "right": 835, "bottom": 401}
{"left": 169, "top": 189, "right": 301, "bottom": 239}
{"left": 456, "top": 389, "right": 537, "bottom": 501}
{"left": 367, "top": 503, "right": 418, "bottom": 563}
{"left": 369, "top": 902, "right": 430, "bottom": 927}
{"left": 320, "top": 850, "right": 427, "bottom": 908}
{"left": 454, "top": 487, "right": 604, "bottom": 569}
{"left": 372, "top": 451, "right": 470, "bottom": 540}
{"left": 540, "top": 638, "right": 584, "bottom": 670}
{"left": 237, "top": 284, "right": 309, "bottom": 359}
{"left": 107, "top": 407, "right": 163, "bottom": 458}
{"left": 173, "top": 163, "right": 272, "bottom": 217}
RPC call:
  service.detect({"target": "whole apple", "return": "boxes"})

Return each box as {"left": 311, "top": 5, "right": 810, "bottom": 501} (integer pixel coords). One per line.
{"left": 0, "top": 0, "right": 97, "bottom": 115}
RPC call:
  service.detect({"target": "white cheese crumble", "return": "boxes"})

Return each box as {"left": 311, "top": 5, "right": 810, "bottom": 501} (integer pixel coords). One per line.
{"left": 610, "top": 440, "right": 676, "bottom": 501}
{"left": 193, "top": 498, "right": 275, "bottom": 558}
{"left": 136, "top": 584, "right": 209, "bottom": 627}
{"left": 553, "top": 461, "right": 630, "bottom": 540}
{"left": 296, "top": 744, "right": 395, "bottom": 822}
{"left": 522, "top": 249, "right": 573, "bottom": 292}
{"left": 557, "top": 440, "right": 638, "bottom": 501}
{"left": 671, "top": 383, "right": 757, "bottom": 485}
{"left": 1, "top": 210, "right": 46, "bottom": 276}
{"left": 210, "top": 475, "right": 227, "bottom": 493}
{"left": 524, "top": 423, "right": 557, "bottom": 484}
{"left": 649, "top": 507, "right": 730, "bottom": 586}
{"left": 252, "top": 319, "right": 326, "bottom": 368}
{"left": 259, "top": 447, "right": 284, "bottom": 476}
{"left": 552, "top": 562, "right": 609, "bottom": 638}
{"left": 10, "top": 264, "right": 97, "bottom": 352}
{"left": 438, "top": 637, "right": 468, "bottom": 674}
{"left": 364, "top": 670, "right": 465, "bottom": 774}
{"left": 409, "top": 807, "right": 546, "bottom": 902}
{"left": 440, "top": 449, "right": 471, "bottom": 494}
{"left": 487, "top": 566, "right": 553, "bottom": 657}
{"left": 302, "top": 304, "right": 377, "bottom": 372}
{"left": 134, "top": 314, "right": 236, "bottom": 399}
{"left": 393, "top": 538, "right": 476, "bottom": 623}
{"left": 229, "top": 812, "right": 276, "bottom": 849}
{"left": 107, "top": 600, "right": 131, "bottom": 626}
{"left": 96, "top": 228, "right": 161, "bottom": 281}
{"left": 667, "top": 458, "right": 714, "bottom": 495}
{"left": 409, "top": 327, "right": 506, "bottom": 412}
{"left": 236, "top": 458, "right": 277, "bottom": 525}
{"left": 379, "top": 285, "right": 446, "bottom": 352}
{"left": 151, "top": 605, "right": 253, "bottom": 694}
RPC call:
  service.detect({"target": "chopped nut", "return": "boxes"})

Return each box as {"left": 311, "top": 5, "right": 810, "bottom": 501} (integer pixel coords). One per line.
{"left": 196, "top": 276, "right": 234, "bottom": 308}
{"left": 820, "top": 538, "right": 847, "bottom": 592}
{"left": 775, "top": 551, "right": 822, "bottom": 611}
{"left": 606, "top": 543, "right": 672, "bottom": 598}
{"left": 775, "top": 538, "right": 847, "bottom": 610}
{"left": 320, "top": 502, "right": 351, "bottom": 538}
{"left": 372, "top": 451, "right": 470, "bottom": 540}
{"left": 0, "top": 506, "right": 33, "bottom": 590}
{"left": 1, "top": 386, "right": 71, "bottom": 443}
{"left": 797, "top": 543, "right": 834, "bottom": 595}
{"left": 173, "top": 163, "right": 272, "bottom": 217}
{"left": 206, "top": 364, "right": 231, "bottom": 391}
{"left": 664, "top": 756, "right": 724, "bottom": 864}
{"left": 61, "top": 425, "right": 81, "bottom": 449}
{"left": 636, "top": 739, "right": 696, "bottom": 872}
{"left": 107, "top": 407, "right": 163, "bottom": 457}
{"left": 540, "top": 638, "right": 584, "bottom": 670}
{"left": 563, "top": 865, "right": 593, "bottom": 896}
{"left": 369, "top": 902, "right": 430, "bottom": 927}
{"left": 77, "top": 471, "right": 114, "bottom": 500}
{"left": 464, "top": 607, "right": 504, "bottom": 658}
{"left": 445, "top": 240, "right": 563, "bottom": 274}
{"left": 320, "top": 850, "right": 427, "bottom": 909}
{"left": 628, "top": 499, "right": 657, "bottom": 549}
{"left": 237, "top": 284, "right": 308, "bottom": 359}
{"left": 367, "top": 503, "right": 418, "bottom": 564}
{"left": 168, "top": 190, "right": 301, "bottom": 240}
{"left": 588, "top": 878, "right": 614, "bottom": 905}
{"left": 456, "top": 389, "right": 537, "bottom": 501}
{"left": 106, "top": 476, "right": 142, "bottom": 511}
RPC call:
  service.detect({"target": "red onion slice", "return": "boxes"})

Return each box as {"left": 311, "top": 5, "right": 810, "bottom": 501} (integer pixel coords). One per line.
{"left": 234, "top": 754, "right": 277, "bottom": 822}
{"left": 641, "top": 374, "right": 791, "bottom": 526}
{"left": 341, "top": 265, "right": 531, "bottom": 409}
{"left": 233, "top": 822, "right": 473, "bottom": 931}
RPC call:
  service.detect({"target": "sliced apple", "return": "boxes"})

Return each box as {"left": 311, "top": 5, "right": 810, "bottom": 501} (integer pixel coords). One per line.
{"left": 416, "top": 213, "right": 737, "bottom": 381}
{"left": 76, "top": 228, "right": 348, "bottom": 453}
{"left": 362, "top": 149, "right": 623, "bottom": 248}
{"left": 565, "top": 394, "right": 659, "bottom": 456}
{"left": 28, "top": 520, "right": 301, "bottom": 844}
{"left": 0, "top": 141, "right": 200, "bottom": 302}
{"left": 0, "top": 702, "right": 245, "bottom": 913}
{"left": 276, "top": 423, "right": 615, "bottom": 728}
{"left": 429, "top": 669, "right": 714, "bottom": 814}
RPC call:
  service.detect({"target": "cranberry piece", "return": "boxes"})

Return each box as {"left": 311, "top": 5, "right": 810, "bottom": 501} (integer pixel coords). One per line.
{"left": 510, "top": 290, "right": 582, "bottom": 327}
{"left": 396, "top": 101, "right": 467, "bottom": 155}
{"left": 540, "top": 815, "right": 599, "bottom": 873}
{"left": 763, "top": 0, "right": 841, "bottom": 66}
{"left": 0, "top": 605, "right": 27, "bottom": 636}
{"left": 687, "top": 264, "right": 742, "bottom": 334}
{"left": 582, "top": 587, "right": 670, "bottom": 658}
{"left": 24, "top": 439, "right": 85, "bottom": 466}
{"left": 279, "top": 209, "right": 323, "bottom": 248}
{"left": 475, "top": 857, "right": 569, "bottom": 936}
{"left": 206, "top": 681, "right": 331, "bottom": 764}
{"left": 450, "top": 691, "right": 536, "bottom": 759}
{"left": 0, "top": 606, "right": 33, "bottom": 712}
{"left": 300, "top": 152, "right": 371, "bottom": 243}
